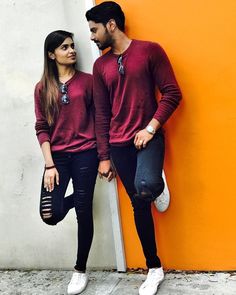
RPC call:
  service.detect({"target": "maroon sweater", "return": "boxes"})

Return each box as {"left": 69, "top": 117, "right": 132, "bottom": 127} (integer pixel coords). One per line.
{"left": 93, "top": 40, "right": 182, "bottom": 160}
{"left": 34, "top": 71, "right": 96, "bottom": 153}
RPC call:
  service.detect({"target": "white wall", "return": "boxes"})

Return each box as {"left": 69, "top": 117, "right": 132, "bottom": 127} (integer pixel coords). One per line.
{"left": 0, "top": 0, "right": 117, "bottom": 270}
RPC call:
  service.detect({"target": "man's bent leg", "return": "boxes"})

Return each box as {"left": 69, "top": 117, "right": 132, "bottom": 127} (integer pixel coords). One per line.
{"left": 111, "top": 145, "right": 161, "bottom": 268}
{"left": 135, "top": 132, "right": 165, "bottom": 202}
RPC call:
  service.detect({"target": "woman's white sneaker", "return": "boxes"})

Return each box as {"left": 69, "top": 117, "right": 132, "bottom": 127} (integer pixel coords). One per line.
{"left": 139, "top": 267, "right": 164, "bottom": 295}
{"left": 67, "top": 272, "right": 88, "bottom": 295}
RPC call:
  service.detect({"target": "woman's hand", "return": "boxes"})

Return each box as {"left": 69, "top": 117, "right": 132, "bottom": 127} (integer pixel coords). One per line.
{"left": 134, "top": 129, "right": 154, "bottom": 150}
{"left": 44, "top": 168, "right": 59, "bottom": 192}
{"left": 98, "top": 160, "right": 116, "bottom": 182}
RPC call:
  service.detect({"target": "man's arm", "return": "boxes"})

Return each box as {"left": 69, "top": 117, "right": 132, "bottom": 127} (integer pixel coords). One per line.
{"left": 150, "top": 43, "right": 182, "bottom": 125}
{"left": 134, "top": 43, "right": 181, "bottom": 149}
{"left": 93, "top": 61, "right": 115, "bottom": 181}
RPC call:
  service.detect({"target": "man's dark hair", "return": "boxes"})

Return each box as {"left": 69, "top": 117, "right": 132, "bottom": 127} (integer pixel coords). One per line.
{"left": 85, "top": 1, "right": 125, "bottom": 32}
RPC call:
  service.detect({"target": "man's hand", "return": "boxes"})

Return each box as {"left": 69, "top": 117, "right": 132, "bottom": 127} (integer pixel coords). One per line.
{"left": 98, "top": 160, "right": 116, "bottom": 182}
{"left": 44, "top": 168, "right": 59, "bottom": 192}
{"left": 134, "top": 129, "right": 154, "bottom": 150}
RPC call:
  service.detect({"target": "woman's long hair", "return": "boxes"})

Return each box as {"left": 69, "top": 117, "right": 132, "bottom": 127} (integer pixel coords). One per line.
{"left": 40, "top": 30, "right": 74, "bottom": 126}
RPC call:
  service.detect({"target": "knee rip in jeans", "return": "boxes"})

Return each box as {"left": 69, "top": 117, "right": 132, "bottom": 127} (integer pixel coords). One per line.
{"left": 141, "top": 180, "right": 153, "bottom": 198}
{"left": 41, "top": 195, "right": 52, "bottom": 219}
{"left": 135, "top": 180, "right": 156, "bottom": 202}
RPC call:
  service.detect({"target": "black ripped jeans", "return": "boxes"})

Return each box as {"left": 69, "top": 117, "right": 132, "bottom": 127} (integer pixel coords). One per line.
{"left": 40, "top": 148, "right": 98, "bottom": 272}
{"left": 111, "top": 132, "right": 165, "bottom": 268}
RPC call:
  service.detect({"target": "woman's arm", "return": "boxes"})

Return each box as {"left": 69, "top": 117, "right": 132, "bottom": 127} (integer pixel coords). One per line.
{"left": 34, "top": 83, "right": 59, "bottom": 192}
{"left": 41, "top": 141, "right": 59, "bottom": 192}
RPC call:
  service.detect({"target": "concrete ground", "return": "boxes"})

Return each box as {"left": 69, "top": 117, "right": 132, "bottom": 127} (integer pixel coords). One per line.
{"left": 0, "top": 270, "right": 236, "bottom": 295}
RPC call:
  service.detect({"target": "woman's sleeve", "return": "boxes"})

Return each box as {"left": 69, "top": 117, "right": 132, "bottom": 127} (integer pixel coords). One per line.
{"left": 34, "top": 83, "right": 51, "bottom": 146}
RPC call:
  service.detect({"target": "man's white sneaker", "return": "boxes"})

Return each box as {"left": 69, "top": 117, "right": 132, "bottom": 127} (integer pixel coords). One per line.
{"left": 67, "top": 272, "right": 88, "bottom": 295}
{"left": 154, "top": 190, "right": 170, "bottom": 212}
{"left": 139, "top": 267, "right": 164, "bottom": 295}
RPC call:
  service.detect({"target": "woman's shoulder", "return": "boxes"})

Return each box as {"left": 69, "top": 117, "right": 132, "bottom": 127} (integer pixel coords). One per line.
{"left": 76, "top": 70, "right": 92, "bottom": 80}
{"left": 35, "top": 79, "right": 44, "bottom": 90}
{"left": 75, "top": 71, "right": 93, "bottom": 89}
{"left": 34, "top": 81, "right": 43, "bottom": 96}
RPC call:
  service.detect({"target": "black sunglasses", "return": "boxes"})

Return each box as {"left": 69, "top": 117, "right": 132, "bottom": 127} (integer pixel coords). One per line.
{"left": 117, "top": 55, "right": 125, "bottom": 75}
{"left": 59, "top": 83, "right": 70, "bottom": 105}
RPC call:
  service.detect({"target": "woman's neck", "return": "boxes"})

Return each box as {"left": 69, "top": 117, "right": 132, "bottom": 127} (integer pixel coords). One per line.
{"left": 58, "top": 66, "right": 76, "bottom": 83}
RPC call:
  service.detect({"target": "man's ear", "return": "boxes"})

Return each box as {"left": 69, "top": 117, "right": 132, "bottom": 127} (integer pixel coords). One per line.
{"left": 48, "top": 51, "right": 55, "bottom": 60}
{"left": 107, "top": 19, "right": 117, "bottom": 32}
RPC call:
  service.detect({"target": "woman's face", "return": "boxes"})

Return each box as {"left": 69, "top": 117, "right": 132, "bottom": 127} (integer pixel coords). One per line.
{"left": 49, "top": 37, "right": 76, "bottom": 66}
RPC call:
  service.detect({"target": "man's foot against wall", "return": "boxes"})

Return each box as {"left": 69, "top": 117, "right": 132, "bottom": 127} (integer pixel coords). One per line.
{"left": 153, "top": 190, "right": 170, "bottom": 212}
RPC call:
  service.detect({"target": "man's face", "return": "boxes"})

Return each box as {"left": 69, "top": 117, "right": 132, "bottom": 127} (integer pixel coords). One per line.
{"left": 88, "top": 21, "right": 113, "bottom": 50}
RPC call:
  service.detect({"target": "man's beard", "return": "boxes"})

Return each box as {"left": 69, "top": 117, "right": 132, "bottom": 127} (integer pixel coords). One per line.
{"left": 96, "top": 30, "right": 112, "bottom": 50}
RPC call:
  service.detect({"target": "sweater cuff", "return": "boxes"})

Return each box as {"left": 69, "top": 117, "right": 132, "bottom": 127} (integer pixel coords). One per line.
{"left": 153, "top": 114, "right": 165, "bottom": 126}
{"left": 37, "top": 133, "right": 50, "bottom": 146}
{"left": 98, "top": 154, "right": 110, "bottom": 161}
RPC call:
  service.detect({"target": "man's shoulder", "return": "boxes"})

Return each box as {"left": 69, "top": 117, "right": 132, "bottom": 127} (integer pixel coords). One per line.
{"left": 93, "top": 51, "right": 113, "bottom": 75}
{"left": 94, "top": 51, "right": 112, "bottom": 65}
{"left": 134, "top": 39, "right": 162, "bottom": 51}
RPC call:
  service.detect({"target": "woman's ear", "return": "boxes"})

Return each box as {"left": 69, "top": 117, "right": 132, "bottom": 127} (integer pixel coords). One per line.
{"left": 48, "top": 51, "right": 55, "bottom": 60}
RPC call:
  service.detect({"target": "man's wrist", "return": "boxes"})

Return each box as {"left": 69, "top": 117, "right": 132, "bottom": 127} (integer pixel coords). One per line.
{"left": 146, "top": 125, "right": 156, "bottom": 135}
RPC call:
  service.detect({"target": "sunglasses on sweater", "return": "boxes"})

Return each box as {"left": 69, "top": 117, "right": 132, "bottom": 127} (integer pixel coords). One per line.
{"left": 59, "top": 83, "right": 70, "bottom": 105}
{"left": 117, "top": 55, "right": 125, "bottom": 75}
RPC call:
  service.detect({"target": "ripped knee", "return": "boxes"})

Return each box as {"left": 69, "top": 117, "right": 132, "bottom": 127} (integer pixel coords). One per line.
{"left": 41, "top": 195, "right": 53, "bottom": 220}
{"left": 134, "top": 179, "right": 164, "bottom": 201}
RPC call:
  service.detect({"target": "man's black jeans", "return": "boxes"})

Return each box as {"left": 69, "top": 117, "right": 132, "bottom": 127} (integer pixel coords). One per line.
{"left": 111, "top": 132, "right": 165, "bottom": 268}
{"left": 39, "top": 148, "right": 98, "bottom": 272}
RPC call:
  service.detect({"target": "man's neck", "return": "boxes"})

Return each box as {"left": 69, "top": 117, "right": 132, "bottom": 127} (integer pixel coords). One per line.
{"left": 111, "top": 32, "right": 132, "bottom": 55}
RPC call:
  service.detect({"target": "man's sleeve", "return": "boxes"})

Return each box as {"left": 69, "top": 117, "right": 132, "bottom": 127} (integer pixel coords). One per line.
{"left": 93, "top": 61, "right": 111, "bottom": 160}
{"left": 150, "top": 43, "right": 182, "bottom": 125}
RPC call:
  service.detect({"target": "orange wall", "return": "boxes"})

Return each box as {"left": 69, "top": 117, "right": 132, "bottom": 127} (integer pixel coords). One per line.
{"left": 95, "top": 0, "right": 236, "bottom": 270}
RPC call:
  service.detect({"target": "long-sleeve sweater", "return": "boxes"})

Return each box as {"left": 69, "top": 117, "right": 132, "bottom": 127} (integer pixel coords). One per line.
{"left": 93, "top": 40, "right": 182, "bottom": 160}
{"left": 34, "top": 71, "right": 96, "bottom": 153}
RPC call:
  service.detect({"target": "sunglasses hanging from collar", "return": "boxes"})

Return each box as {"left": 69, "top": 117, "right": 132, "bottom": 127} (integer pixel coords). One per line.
{"left": 59, "top": 83, "right": 70, "bottom": 105}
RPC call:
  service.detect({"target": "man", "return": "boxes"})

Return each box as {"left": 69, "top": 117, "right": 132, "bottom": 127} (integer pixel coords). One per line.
{"left": 86, "top": 2, "right": 181, "bottom": 294}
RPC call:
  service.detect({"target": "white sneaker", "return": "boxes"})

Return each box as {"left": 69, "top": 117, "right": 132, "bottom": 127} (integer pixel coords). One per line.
{"left": 154, "top": 190, "right": 170, "bottom": 212}
{"left": 139, "top": 267, "right": 164, "bottom": 295}
{"left": 67, "top": 272, "right": 88, "bottom": 295}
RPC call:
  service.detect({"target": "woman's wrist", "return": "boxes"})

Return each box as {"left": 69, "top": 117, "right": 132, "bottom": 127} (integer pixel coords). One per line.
{"left": 45, "top": 160, "right": 54, "bottom": 167}
{"left": 45, "top": 164, "right": 56, "bottom": 170}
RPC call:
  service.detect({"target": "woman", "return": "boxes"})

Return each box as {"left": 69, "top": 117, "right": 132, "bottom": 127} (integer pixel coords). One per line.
{"left": 34, "top": 30, "right": 98, "bottom": 295}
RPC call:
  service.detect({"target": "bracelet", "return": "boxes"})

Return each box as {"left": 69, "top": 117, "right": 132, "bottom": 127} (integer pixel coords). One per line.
{"left": 45, "top": 165, "right": 56, "bottom": 170}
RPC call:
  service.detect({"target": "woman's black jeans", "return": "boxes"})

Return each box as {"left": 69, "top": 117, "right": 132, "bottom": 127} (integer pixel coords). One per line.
{"left": 39, "top": 148, "right": 98, "bottom": 272}
{"left": 111, "top": 132, "right": 165, "bottom": 268}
